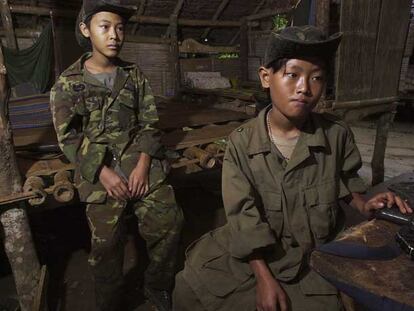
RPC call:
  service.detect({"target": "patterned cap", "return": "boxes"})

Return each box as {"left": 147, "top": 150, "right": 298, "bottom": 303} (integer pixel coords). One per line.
{"left": 76, "top": 0, "right": 136, "bottom": 50}
{"left": 263, "top": 25, "right": 342, "bottom": 67}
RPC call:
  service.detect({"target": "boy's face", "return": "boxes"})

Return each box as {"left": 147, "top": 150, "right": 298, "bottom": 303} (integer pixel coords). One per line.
{"left": 80, "top": 11, "right": 125, "bottom": 58}
{"left": 259, "top": 58, "right": 326, "bottom": 121}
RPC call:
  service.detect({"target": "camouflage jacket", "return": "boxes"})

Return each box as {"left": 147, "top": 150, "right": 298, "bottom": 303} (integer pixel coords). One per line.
{"left": 50, "top": 53, "right": 165, "bottom": 203}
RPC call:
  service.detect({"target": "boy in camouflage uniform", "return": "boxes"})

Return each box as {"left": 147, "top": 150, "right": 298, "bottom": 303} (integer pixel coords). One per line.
{"left": 173, "top": 26, "right": 412, "bottom": 311}
{"left": 50, "top": 1, "right": 183, "bottom": 310}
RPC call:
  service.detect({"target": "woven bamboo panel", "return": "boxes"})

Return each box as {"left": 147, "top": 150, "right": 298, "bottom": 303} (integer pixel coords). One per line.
{"left": 336, "top": 0, "right": 411, "bottom": 102}
{"left": 119, "top": 42, "right": 174, "bottom": 96}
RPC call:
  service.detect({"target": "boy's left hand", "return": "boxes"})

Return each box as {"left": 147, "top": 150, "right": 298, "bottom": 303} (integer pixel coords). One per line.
{"left": 128, "top": 164, "right": 150, "bottom": 199}
{"left": 362, "top": 191, "right": 413, "bottom": 217}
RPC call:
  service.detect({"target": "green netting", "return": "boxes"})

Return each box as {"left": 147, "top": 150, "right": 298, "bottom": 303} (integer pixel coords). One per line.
{"left": 3, "top": 23, "right": 53, "bottom": 93}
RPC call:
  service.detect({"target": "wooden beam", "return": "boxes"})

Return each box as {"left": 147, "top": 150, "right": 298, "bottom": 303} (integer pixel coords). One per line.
{"left": 9, "top": 5, "right": 255, "bottom": 28}
{"left": 315, "top": 0, "right": 330, "bottom": 35}
{"left": 240, "top": 18, "right": 249, "bottom": 81}
{"left": 229, "top": 0, "right": 265, "bottom": 45}
{"left": 246, "top": 7, "right": 294, "bottom": 21}
{"left": 0, "top": 0, "right": 18, "bottom": 49}
{"left": 50, "top": 11, "right": 62, "bottom": 79}
{"left": 201, "top": 0, "right": 231, "bottom": 40}
{"left": 131, "top": 0, "right": 146, "bottom": 35}
{"left": 165, "top": 0, "right": 185, "bottom": 38}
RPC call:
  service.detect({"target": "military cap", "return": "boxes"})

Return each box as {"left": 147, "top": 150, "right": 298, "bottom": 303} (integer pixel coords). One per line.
{"left": 263, "top": 25, "right": 342, "bottom": 67}
{"left": 76, "top": 0, "right": 136, "bottom": 50}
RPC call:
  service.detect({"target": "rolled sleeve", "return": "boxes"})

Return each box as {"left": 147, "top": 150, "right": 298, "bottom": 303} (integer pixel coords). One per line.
{"left": 222, "top": 138, "right": 276, "bottom": 259}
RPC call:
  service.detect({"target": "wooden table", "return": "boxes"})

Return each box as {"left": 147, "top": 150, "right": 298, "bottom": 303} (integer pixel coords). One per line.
{"left": 310, "top": 173, "right": 414, "bottom": 310}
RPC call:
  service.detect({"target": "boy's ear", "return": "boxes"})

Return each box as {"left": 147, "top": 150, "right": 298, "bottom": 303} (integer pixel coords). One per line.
{"left": 258, "top": 66, "right": 271, "bottom": 89}
{"left": 79, "top": 22, "right": 90, "bottom": 38}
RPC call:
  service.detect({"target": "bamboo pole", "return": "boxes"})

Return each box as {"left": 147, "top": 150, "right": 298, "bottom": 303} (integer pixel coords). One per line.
{"left": 9, "top": 5, "right": 256, "bottom": 28}
{"left": 0, "top": 0, "right": 18, "bottom": 50}
{"left": 0, "top": 43, "right": 41, "bottom": 311}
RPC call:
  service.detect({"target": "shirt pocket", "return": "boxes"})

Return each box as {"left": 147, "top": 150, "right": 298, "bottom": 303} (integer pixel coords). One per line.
{"left": 84, "top": 97, "right": 103, "bottom": 133}
{"left": 262, "top": 191, "right": 283, "bottom": 238}
{"left": 304, "top": 180, "right": 338, "bottom": 243}
{"left": 118, "top": 100, "right": 137, "bottom": 129}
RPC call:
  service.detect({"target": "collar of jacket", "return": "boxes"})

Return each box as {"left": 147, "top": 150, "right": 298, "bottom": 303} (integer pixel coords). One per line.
{"left": 247, "top": 104, "right": 329, "bottom": 156}
{"left": 61, "top": 52, "right": 136, "bottom": 77}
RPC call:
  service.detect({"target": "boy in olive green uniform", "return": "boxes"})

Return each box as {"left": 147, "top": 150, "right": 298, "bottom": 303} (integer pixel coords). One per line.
{"left": 50, "top": 1, "right": 183, "bottom": 310}
{"left": 173, "top": 26, "right": 412, "bottom": 311}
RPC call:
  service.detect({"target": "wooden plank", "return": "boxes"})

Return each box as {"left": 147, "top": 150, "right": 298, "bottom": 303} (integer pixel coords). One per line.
{"left": 310, "top": 219, "right": 414, "bottom": 308}
{"left": 157, "top": 106, "right": 250, "bottom": 129}
{"left": 161, "top": 123, "right": 240, "bottom": 150}
{"left": 181, "top": 87, "right": 256, "bottom": 101}
{"left": 370, "top": 0, "right": 411, "bottom": 98}
{"left": 336, "top": 0, "right": 382, "bottom": 101}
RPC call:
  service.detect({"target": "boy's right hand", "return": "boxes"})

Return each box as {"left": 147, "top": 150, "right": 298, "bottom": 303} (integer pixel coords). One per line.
{"left": 256, "top": 274, "right": 288, "bottom": 311}
{"left": 99, "top": 165, "right": 131, "bottom": 201}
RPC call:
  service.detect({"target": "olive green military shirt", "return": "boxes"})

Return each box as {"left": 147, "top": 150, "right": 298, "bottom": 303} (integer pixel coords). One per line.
{"left": 222, "top": 105, "right": 367, "bottom": 281}
{"left": 50, "top": 53, "right": 164, "bottom": 203}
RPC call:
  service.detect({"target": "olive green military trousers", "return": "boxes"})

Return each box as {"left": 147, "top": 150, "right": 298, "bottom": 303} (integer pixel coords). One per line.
{"left": 86, "top": 183, "right": 184, "bottom": 311}
{"left": 173, "top": 273, "right": 343, "bottom": 311}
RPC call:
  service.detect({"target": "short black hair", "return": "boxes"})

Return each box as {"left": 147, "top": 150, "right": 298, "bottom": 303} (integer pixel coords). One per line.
{"left": 265, "top": 57, "right": 330, "bottom": 74}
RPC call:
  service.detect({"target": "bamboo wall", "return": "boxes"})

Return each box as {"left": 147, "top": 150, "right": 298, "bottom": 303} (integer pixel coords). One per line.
{"left": 399, "top": 1, "right": 414, "bottom": 93}
{"left": 336, "top": 0, "right": 411, "bottom": 102}
{"left": 119, "top": 42, "right": 175, "bottom": 96}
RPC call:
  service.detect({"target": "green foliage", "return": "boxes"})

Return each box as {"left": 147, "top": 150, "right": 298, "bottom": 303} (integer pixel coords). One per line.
{"left": 272, "top": 14, "right": 289, "bottom": 31}
{"left": 218, "top": 53, "right": 239, "bottom": 59}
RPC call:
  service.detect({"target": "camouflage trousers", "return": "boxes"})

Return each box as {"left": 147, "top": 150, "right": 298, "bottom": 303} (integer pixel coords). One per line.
{"left": 86, "top": 183, "right": 184, "bottom": 311}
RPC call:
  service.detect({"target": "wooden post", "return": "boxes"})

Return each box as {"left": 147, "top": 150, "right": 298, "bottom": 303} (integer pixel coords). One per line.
{"left": 0, "top": 0, "right": 18, "bottom": 50}
{"left": 50, "top": 11, "right": 62, "bottom": 80}
{"left": 0, "top": 43, "right": 41, "bottom": 311}
{"left": 169, "top": 15, "right": 181, "bottom": 95}
{"left": 371, "top": 110, "right": 395, "bottom": 186}
{"left": 240, "top": 18, "right": 249, "bottom": 81}
{"left": 165, "top": 0, "right": 185, "bottom": 38}
{"left": 315, "top": 0, "right": 330, "bottom": 35}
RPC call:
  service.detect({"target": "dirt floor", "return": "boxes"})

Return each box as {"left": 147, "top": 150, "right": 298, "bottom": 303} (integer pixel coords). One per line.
{"left": 0, "top": 120, "right": 413, "bottom": 311}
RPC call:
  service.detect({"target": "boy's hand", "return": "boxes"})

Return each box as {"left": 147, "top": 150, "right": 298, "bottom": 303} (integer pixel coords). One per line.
{"left": 256, "top": 274, "right": 288, "bottom": 311}
{"left": 362, "top": 191, "right": 413, "bottom": 217}
{"left": 128, "top": 163, "right": 150, "bottom": 199}
{"left": 99, "top": 165, "right": 131, "bottom": 201}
